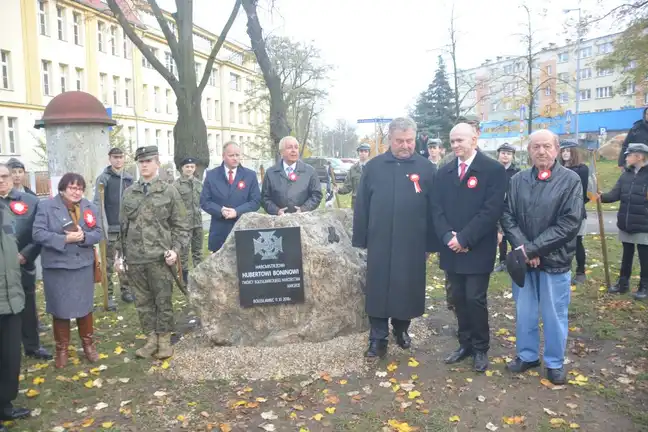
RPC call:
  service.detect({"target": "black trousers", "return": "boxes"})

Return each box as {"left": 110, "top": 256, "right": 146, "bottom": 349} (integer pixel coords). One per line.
{"left": 20, "top": 266, "right": 40, "bottom": 353}
{"left": 447, "top": 272, "right": 491, "bottom": 352}
{"left": 0, "top": 313, "right": 22, "bottom": 409}
{"left": 368, "top": 316, "right": 410, "bottom": 341}
{"left": 498, "top": 236, "right": 508, "bottom": 263}
{"left": 575, "top": 236, "right": 586, "bottom": 274}
{"left": 620, "top": 242, "right": 648, "bottom": 279}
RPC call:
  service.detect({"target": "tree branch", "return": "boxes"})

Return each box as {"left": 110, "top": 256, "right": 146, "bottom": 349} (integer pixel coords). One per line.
{"left": 147, "top": 0, "right": 179, "bottom": 56}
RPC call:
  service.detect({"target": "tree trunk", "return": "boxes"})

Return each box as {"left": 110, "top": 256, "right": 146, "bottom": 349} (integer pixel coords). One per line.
{"left": 241, "top": 0, "right": 291, "bottom": 163}
{"left": 174, "top": 95, "right": 208, "bottom": 177}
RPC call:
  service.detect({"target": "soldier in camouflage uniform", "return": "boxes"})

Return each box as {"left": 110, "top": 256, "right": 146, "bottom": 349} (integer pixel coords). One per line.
{"left": 337, "top": 143, "right": 370, "bottom": 209}
{"left": 116, "top": 146, "right": 190, "bottom": 360}
{"left": 173, "top": 157, "right": 203, "bottom": 283}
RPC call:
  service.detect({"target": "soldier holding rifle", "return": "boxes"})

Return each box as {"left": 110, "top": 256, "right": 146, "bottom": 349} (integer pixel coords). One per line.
{"left": 116, "top": 146, "right": 190, "bottom": 360}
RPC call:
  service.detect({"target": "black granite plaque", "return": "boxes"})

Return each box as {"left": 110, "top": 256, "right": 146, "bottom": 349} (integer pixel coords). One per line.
{"left": 235, "top": 227, "right": 305, "bottom": 307}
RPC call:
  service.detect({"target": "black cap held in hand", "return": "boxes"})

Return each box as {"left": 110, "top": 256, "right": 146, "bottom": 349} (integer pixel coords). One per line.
{"left": 506, "top": 248, "right": 528, "bottom": 287}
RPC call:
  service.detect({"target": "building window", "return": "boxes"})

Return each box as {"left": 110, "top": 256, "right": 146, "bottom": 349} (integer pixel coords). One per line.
{"left": 123, "top": 36, "right": 131, "bottom": 59}
{"left": 112, "top": 76, "right": 119, "bottom": 105}
{"left": 155, "top": 130, "right": 161, "bottom": 148}
{"left": 166, "top": 89, "right": 172, "bottom": 114}
{"left": 143, "top": 84, "right": 149, "bottom": 111}
{"left": 215, "top": 100, "right": 220, "bottom": 119}
{"left": 206, "top": 98, "right": 212, "bottom": 119}
{"left": 38, "top": 0, "right": 48, "bottom": 36}
{"left": 124, "top": 78, "right": 131, "bottom": 106}
{"left": 624, "top": 60, "right": 637, "bottom": 71}
{"left": 209, "top": 68, "right": 218, "bottom": 86}
{"left": 144, "top": 128, "right": 150, "bottom": 146}
{"left": 75, "top": 67, "right": 83, "bottom": 91}
{"left": 238, "top": 104, "right": 245, "bottom": 124}
{"left": 167, "top": 131, "right": 173, "bottom": 155}
{"left": 597, "top": 68, "right": 613, "bottom": 77}
{"left": 59, "top": 64, "right": 68, "bottom": 92}
{"left": 41, "top": 60, "right": 51, "bottom": 95}
{"left": 154, "top": 86, "right": 161, "bottom": 112}
{"left": 597, "top": 42, "right": 613, "bottom": 55}
{"left": 546, "top": 65, "right": 552, "bottom": 76}
{"left": 97, "top": 22, "right": 105, "bottom": 52}
{"left": 247, "top": 78, "right": 254, "bottom": 91}
{"left": 1, "top": 51, "right": 11, "bottom": 90}
{"left": 545, "top": 87, "right": 552, "bottom": 96}
{"left": 73, "top": 12, "right": 82, "bottom": 45}
{"left": 6, "top": 117, "right": 17, "bottom": 154}
{"left": 558, "top": 72, "right": 569, "bottom": 83}
{"left": 164, "top": 52, "right": 176, "bottom": 76}
{"left": 579, "top": 68, "right": 592, "bottom": 79}
{"left": 56, "top": 6, "right": 66, "bottom": 41}
{"left": 110, "top": 25, "right": 118, "bottom": 56}
{"left": 578, "top": 47, "right": 592, "bottom": 59}
{"left": 596, "top": 86, "right": 613, "bottom": 98}
{"left": 625, "top": 83, "right": 636, "bottom": 95}
{"left": 559, "top": 92, "right": 569, "bottom": 103}
{"left": 579, "top": 89, "right": 591, "bottom": 101}
{"left": 99, "top": 73, "right": 107, "bottom": 103}
{"left": 558, "top": 52, "right": 568, "bottom": 63}
{"left": 229, "top": 102, "right": 235, "bottom": 123}
{"left": 195, "top": 62, "right": 202, "bottom": 80}
{"left": 229, "top": 73, "right": 240, "bottom": 91}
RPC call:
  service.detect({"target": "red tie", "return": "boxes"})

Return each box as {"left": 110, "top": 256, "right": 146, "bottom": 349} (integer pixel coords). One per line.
{"left": 228, "top": 170, "right": 234, "bottom": 185}
{"left": 459, "top": 162, "right": 467, "bottom": 181}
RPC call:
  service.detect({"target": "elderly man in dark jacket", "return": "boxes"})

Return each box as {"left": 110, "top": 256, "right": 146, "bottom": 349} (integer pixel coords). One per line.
{"left": 0, "top": 166, "right": 31, "bottom": 429}
{"left": 0, "top": 165, "right": 50, "bottom": 360}
{"left": 262, "top": 136, "right": 322, "bottom": 215}
{"left": 431, "top": 122, "right": 508, "bottom": 373}
{"left": 501, "top": 129, "right": 582, "bottom": 385}
{"left": 618, "top": 107, "right": 648, "bottom": 168}
{"left": 353, "top": 117, "right": 440, "bottom": 359}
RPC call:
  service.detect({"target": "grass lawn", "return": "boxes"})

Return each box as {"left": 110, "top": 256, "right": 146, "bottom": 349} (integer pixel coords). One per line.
{"left": 8, "top": 197, "right": 648, "bottom": 431}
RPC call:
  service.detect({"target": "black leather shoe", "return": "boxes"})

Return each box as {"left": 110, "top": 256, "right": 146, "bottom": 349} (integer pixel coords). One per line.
{"left": 546, "top": 367, "right": 566, "bottom": 385}
{"left": 25, "top": 346, "right": 52, "bottom": 360}
{"left": 0, "top": 406, "right": 31, "bottom": 421}
{"left": 444, "top": 347, "right": 472, "bottom": 364}
{"left": 506, "top": 357, "right": 540, "bottom": 373}
{"left": 634, "top": 279, "right": 648, "bottom": 300}
{"left": 608, "top": 277, "right": 629, "bottom": 294}
{"left": 364, "top": 340, "right": 388, "bottom": 359}
{"left": 392, "top": 330, "right": 411, "bottom": 349}
{"left": 121, "top": 291, "right": 134, "bottom": 303}
{"left": 473, "top": 351, "right": 489, "bottom": 372}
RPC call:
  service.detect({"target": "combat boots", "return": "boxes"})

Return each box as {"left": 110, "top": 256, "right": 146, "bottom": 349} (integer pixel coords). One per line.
{"left": 53, "top": 318, "right": 70, "bottom": 369}
{"left": 634, "top": 278, "right": 648, "bottom": 300}
{"left": 136, "top": 332, "right": 158, "bottom": 358}
{"left": 156, "top": 333, "right": 174, "bottom": 359}
{"left": 77, "top": 313, "right": 99, "bottom": 363}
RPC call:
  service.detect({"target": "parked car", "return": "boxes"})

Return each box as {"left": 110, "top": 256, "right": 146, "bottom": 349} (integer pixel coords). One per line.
{"left": 302, "top": 157, "right": 349, "bottom": 183}
{"left": 341, "top": 158, "right": 358, "bottom": 165}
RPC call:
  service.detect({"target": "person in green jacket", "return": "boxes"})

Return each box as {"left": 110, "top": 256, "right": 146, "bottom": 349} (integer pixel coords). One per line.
{"left": 173, "top": 157, "right": 203, "bottom": 283}
{"left": 0, "top": 164, "right": 31, "bottom": 429}
{"left": 336, "top": 143, "right": 370, "bottom": 208}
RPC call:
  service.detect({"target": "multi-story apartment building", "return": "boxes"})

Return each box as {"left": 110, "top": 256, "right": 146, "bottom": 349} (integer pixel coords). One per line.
{"left": 0, "top": 0, "right": 267, "bottom": 171}
{"left": 457, "top": 32, "right": 646, "bottom": 125}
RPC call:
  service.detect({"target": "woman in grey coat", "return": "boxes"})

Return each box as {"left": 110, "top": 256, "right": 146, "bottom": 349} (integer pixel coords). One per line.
{"left": 32, "top": 173, "right": 102, "bottom": 368}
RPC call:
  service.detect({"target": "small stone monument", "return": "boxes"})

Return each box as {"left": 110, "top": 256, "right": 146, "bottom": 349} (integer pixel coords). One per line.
{"left": 35, "top": 91, "right": 115, "bottom": 199}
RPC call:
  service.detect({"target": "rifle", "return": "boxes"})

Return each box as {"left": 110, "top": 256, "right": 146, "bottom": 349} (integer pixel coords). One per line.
{"left": 164, "top": 253, "right": 189, "bottom": 299}
{"left": 97, "top": 184, "right": 110, "bottom": 311}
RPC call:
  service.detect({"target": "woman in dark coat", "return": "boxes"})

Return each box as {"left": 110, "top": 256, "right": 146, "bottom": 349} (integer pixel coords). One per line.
{"left": 598, "top": 143, "right": 648, "bottom": 300}
{"left": 32, "top": 173, "right": 102, "bottom": 368}
{"left": 559, "top": 141, "right": 589, "bottom": 284}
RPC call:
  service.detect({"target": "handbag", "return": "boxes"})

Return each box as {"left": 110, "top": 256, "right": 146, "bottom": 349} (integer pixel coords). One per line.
{"left": 93, "top": 248, "right": 102, "bottom": 283}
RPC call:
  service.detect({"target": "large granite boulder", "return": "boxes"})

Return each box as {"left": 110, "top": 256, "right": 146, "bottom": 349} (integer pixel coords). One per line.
{"left": 189, "top": 209, "right": 368, "bottom": 346}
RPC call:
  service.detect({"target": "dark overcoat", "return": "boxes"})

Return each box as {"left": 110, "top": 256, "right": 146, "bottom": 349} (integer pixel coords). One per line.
{"left": 352, "top": 151, "right": 440, "bottom": 320}
{"left": 431, "top": 151, "right": 508, "bottom": 274}
{"left": 261, "top": 160, "right": 322, "bottom": 214}
{"left": 200, "top": 164, "right": 261, "bottom": 252}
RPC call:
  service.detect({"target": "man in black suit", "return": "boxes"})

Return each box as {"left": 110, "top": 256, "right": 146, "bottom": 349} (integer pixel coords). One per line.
{"left": 431, "top": 122, "right": 507, "bottom": 372}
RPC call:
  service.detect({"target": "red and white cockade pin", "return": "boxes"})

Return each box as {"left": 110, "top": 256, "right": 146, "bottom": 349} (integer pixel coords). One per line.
{"left": 288, "top": 172, "right": 297, "bottom": 182}
{"left": 9, "top": 201, "right": 28, "bottom": 215}
{"left": 237, "top": 180, "right": 246, "bottom": 190}
{"left": 538, "top": 170, "right": 552, "bottom": 181}
{"left": 409, "top": 173, "right": 422, "bottom": 193}
{"left": 467, "top": 176, "right": 478, "bottom": 189}
{"left": 83, "top": 209, "right": 96, "bottom": 228}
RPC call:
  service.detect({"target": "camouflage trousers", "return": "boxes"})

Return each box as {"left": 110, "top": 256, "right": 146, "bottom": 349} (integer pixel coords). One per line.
{"left": 106, "top": 233, "right": 130, "bottom": 296}
{"left": 180, "top": 227, "right": 204, "bottom": 270}
{"left": 127, "top": 261, "right": 174, "bottom": 334}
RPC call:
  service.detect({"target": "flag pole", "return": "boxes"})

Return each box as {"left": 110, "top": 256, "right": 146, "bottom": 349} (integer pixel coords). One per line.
{"left": 591, "top": 149, "right": 611, "bottom": 288}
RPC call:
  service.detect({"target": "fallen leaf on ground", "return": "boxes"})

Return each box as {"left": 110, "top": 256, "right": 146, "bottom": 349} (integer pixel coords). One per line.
{"left": 448, "top": 415, "right": 460, "bottom": 422}
{"left": 408, "top": 390, "right": 421, "bottom": 399}
{"left": 312, "top": 413, "right": 324, "bottom": 421}
{"left": 76, "top": 407, "right": 88, "bottom": 414}
{"left": 408, "top": 358, "right": 419, "bottom": 367}
{"left": 550, "top": 418, "right": 567, "bottom": 426}
{"left": 177, "top": 415, "right": 186, "bottom": 421}
{"left": 219, "top": 424, "right": 232, "bottom": 432}
{"left": 161, "top": 360, "right": 171, "bottom": 369}
{"left": 101, "top": 422, "right": 114, "bottom": 428}
{"left": 502, "top": 416, "right": 525, "bottom": 425}
{"left": 114, "top": 346, "right": 124, "bottom": 355}
{"left": 387, "top": 419, "right": 418, "bottom": 432}
{"left": 477, "top": 395, "right": 486, "bottom": 402}
{"left": 33, "top": 377, "right": 45, "bottom": 385}
{"left": 26, "top": 389, "right": 40, "bottom": 398}
{"left": 506, "top": 336, "right": 517, "bottom": 342}
{"left": 339, "top": 379, "right": 347, "bottom": 385}
{"left": 118, "top": 377, "right": 130, "bottom": 383}
{"left": 320, "top": 373, "right": 332, "bottom": 382}
{"left": 256, "top": 397, "right": 267, "bottom": 402}
{"left": 98, "top": 353, "right": 109, "bottom": 359}
{"left": 261, "top": 411, "right": 278, "bottom": 420}
{"left": 566, "top": 403, "right": 578, "bottom": 409}
{"left": 486, "top": 422, "right": 499, "bottom": 431}
{"left": 543, "top": 408, "right": 558, "bottom": 416}
{"left": 325, "top": 395, "right": 340, "bottom": 404}
{"left": 387, "top": 362, "right": 398, "bottom": 372}
{"left": 375, "top": 371, "right": 387, "bottom": 377}
{"left": 325, "top": 407, "right": 336, "bottom": 414}
{"left": 81, "top": 418, "right": 95, "bottom": 428}
{"left": 153, "top": 391, "right": 167, "bottom": 397}
{"left": 570, "top": 423, "right": 580, "bottom": 429}
{"left": 95, "top": 402, "right": 108, "bottom": 411}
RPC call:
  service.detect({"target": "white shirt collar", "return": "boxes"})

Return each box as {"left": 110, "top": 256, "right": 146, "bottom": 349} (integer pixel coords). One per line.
{"left": 224, "top": 166, "right": 237, "bottom": 179}
{"left": 458, "top": 151, "right": 477, "bottom": 171}
{"left": 282, "top": 160, "right": 297, "bottom": 171}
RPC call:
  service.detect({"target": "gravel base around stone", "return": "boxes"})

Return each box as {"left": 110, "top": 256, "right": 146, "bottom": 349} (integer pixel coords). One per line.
{"left": 169, "top": 318, "right": 437, "bottom": 382}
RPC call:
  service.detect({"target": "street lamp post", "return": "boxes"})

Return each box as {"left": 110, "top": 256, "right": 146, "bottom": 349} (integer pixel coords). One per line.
{"left": 564, "top": 3, "right": 582, "bottom": 143}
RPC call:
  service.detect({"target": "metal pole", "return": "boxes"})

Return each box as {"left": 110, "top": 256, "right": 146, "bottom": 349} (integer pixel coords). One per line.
{"left": 574, "top": 6, "right": 581, "bottom": 143}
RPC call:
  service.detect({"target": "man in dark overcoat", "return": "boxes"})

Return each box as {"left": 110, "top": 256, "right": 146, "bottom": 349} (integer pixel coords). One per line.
{"left": 431, "top": 122, "right": 507, "bottom": 372}
{"left": 353, "top": 117, "right": 440, "bottom": 359}
{"left": 201, "top": 142, "right": 261, "bottom": 252}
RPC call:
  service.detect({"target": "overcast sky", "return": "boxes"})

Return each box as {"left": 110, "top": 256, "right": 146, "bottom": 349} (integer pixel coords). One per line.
{"left": 159, "top": 0, "right": 620, "bottom": 134}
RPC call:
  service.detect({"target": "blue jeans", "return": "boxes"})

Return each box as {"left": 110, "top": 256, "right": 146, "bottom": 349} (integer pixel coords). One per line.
{"left": 512, "top": 270, "right": 571, "bottom": 369}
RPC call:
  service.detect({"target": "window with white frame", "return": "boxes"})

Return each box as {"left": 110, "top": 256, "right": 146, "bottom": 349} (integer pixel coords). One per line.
{"left": 154, "top": 86, "right": 160, "bottom": 112}
{"left": 625, "top": 60, "right": 637, "bottom": 71}
{"left": 491, "top": 102, "right": 498, "bottom": 112}
{"left": 247, "top": 78, "right": 254, "bottom": 91}
{"left": 595, "top": 86, "right": 613, "bottom": 98}
{"left": 99, "top": 73, "right": 107, "bottom": 103}
{"left": 142, "top": 47, "right": 154, "bottom": 68}
{"left": 166, "top": 89, "right": 172, "bottom": 114}
{"left": 558, "top": 52, "right": 568, "bottom": 63}
{"left": 1, "top": 51, "right": 11, "bottom": 90}
{"left": 206, "top": 98, "right": 212, "bottom": 119}
{"left": 155, "top": 130, "right": 161, "bottom": 148}
{"left": 112, "top": 76, "right": 119, "bottom": 105}
{"left": 164, "top": 52, "right": 176, "bottom": 76}
{"left": 597, "top": 42, "right": 613, "bottom": 55}
{"left": 56, "top": 6, "right": 66, "bottom": 41}
{"left": 559, "top": 92, "right": 569, "bottom": 103}
{"left": 167, "top": 131, "right": 173, "bottom": 154}
{"left": 75, "top": 67, "right": 83, "bottom": 91}
{"left": 209, "top": 68, "right": 218, "bottom": 86}
{"left": 38, "top": 1, "right": 49, "bottom": 36}
{"left": 597, "top": 68, "right": 613, "bottom": 77}
{"left": 73, "top": 12, "right": 82, "bottom": 45}
{"left": 41, "top": 60, "right": 51, "bottom": 95}
{"left": 238, "top": 105, "right": 245, "bottom": 124}
{"left": 229, "top": 73, "right": 240, "bottom": 91}
{"left": 579, "top": 68, "right": 592, "bottom": 79}
{"left": 558, "top": 72, "right": 569, "bottom": 83}
{"left": 97, "top": 22, "right": 105, "bottom": 52}
{"left": 7, "top": 117, "right": 17, "bottom": 154}
{"left": 110, "top": 26, "right": 118, "bottom": 56}
{"left": 214, "top": 100, "right": 220, "bottom": 119}
{"left": 123, "top": 33, "right": 131, "bottom": 59}
{"left": 625, "top": 82, "right": 636, "bottom": 95}
{"left": 142, "top": 84, "right": 149, "bottom": 110}
{"left": 195, "top": 62, "right": 202, "bottom": 80}
{"left": 124, "top": 78, "right": 131, "bottom": 106}
{"left": 545, "top": 86, "right": 552, "bottom": 96}
{"left": 578, "top": 47, "right": 592, "bottom": 58}
{"left": 59, "top": 64, "right": 68, "bottom": 92}
{"left": 546, "top": 65, "right": 552, "bottom": 76}
{"left": 579, "top": 89, "right": 591, "bottom": 100}
{"left": 229, "top": 102, "right": 235, "bottom": 122}
{"left": 144, "top": 128, "right": 150, "bottom": 146}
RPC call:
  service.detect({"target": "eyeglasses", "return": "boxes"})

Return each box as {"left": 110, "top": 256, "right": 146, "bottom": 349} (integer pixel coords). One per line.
{"left": 66, "top": 186, "right": 84, "bottom": 193}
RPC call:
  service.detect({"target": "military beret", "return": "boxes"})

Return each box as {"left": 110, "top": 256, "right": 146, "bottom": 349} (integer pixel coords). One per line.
{"left": 180, "top": 157, "right": 198, "bottom": 167}
{"left": 559, "top": 140, "right": 578, "bottom": 149}
{"left": 427, "top": 138, "right": 442, "bottom": 147}
{"left": 134, "top": 146, "right": 159, "bottom": 161}
{"left": 625, "top": 143, "right": 648, "bottom": 155}
{"left": 357, "top": 143, "right": 371, "bottom": 152}
{"left": 497, "top": 143, "right": 516, "bottom": 153}
{"left": 6, "top": 158, "right": 25, "bottom": 170}
{"left": 108, "top": 147, "right": 124, "bottom": 156}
